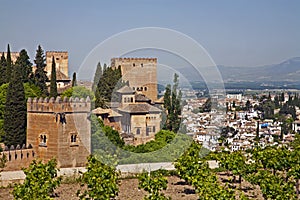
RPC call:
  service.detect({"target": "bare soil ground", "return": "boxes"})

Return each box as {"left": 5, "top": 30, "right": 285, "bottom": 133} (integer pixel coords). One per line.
{"left": 0, "top": 176, "right": 198, "bottom": 200}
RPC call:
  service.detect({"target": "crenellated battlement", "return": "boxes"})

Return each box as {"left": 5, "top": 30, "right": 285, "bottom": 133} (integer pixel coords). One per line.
{"left": 111, "top": 57, "right": 157, "bottom": 63}
{"left": 27, "top": 96, "right": 91, "bottom": 113}
{"left": 46, "top": 51, "right": 68, "bottom": 53}
{"left": 1, "top": 144, "right": 36, "bottom": 171}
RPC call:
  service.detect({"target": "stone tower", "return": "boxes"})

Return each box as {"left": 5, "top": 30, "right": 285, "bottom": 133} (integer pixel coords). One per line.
{"left": 26, "top": 96, "right": 91, "bottom": 168}
{"left": 111, "top": 58, "right": 158, "bottom": 101}
{"left": 46, "top": 51, "right": 69, "bottom": 79}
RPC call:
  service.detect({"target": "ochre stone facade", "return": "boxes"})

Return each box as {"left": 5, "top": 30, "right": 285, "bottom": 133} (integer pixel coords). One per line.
{"left": 1, "top": 96, "right": 91, "bottom": 171}
{"left": 46, "top": 51, "right": 69, "bottom": 79}
{"left": 0, "top": 52, "right": 20, "bottom": 63}
{"left": 26, "top": 96, "right": 91, "bottom": 168}
{"left": 0, "top": 148, "right": 36, "bottom": 171}
{"left": 111, "top": 58, "right": 158, "bottom": 102}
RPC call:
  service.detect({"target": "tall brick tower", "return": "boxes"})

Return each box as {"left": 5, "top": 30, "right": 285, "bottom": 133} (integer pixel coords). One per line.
{"left": 111, "top": 58, "right": 158, "bottom": 101}
{"left": 46, "top": 51, "right": 69, "bottom": 79}
{"left": 26, "top": 96, "right": 91, "bottom": 168}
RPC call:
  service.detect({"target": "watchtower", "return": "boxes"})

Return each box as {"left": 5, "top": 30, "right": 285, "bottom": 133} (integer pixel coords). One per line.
{"left": 111, "top": 58, "right": 158, "bottom": 102}
{"left": 26, "top": 96, "right": 91, "bottom": 168}
{"left": 46, "top": 51, "right": 69, "bottom": 79}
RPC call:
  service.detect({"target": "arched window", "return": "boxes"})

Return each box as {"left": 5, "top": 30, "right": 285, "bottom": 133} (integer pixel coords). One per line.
{"left": 136, "top": 128, "right": 140, "bottom": 135}
{"left": 131, "top": 97, "right": 133, "bottom": 102}
{"left": 39, "top": 134, "right": 47, "bottom": 147}
{"left": 144, "top": 87, "right": 147, "bottom": 91}
{"left": 71, "top": 135, "right": 77, "bottom": 143}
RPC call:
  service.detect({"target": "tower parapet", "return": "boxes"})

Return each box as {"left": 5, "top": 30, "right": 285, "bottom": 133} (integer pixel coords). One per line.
{"left": 26, "top": 96, "right": 91, "bottom": 168}
{"left": 27, "top": 96, "right": 91, "bottom": 113}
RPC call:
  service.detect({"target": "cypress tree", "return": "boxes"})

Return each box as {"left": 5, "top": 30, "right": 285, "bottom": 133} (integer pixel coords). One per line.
{"left": 163, "top": 84, "right": 171, "bottom": 130}
{"left": 15, "top": 49, "right": 33, "bottom": 83}
{"left": 3, "top": 62, "right": 26, "bottom": 146}
{"left": 6, "top": 44, "right": 12, "bottom": 83}
{"left": 163, "top": 73, "right": 182, "bottom": 132}
{"left": 34, "top": 45, "right": 48, "bottom": 96}
{"left": 0, "top": 53, "right": 6, "bottom": 85}
{"left": 92, "top": 62, "right": 102, "bottom": 91}
{"left": 95, "top": 65, "right": 123, "bottom": 108}
{"left": 71, "top": 72, "right": 77, "bottom": 87}
{"left": 49, "top": 56, "right": 57, "bottom": 97}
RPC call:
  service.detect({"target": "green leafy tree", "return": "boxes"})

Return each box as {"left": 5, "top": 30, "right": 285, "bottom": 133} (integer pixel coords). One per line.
{"left": 163, "top": 73, "right": 182, "bottom": 132}
{"left": 61, "top": 86, "right": 94, "bottom": 100}
{"left": 49, "top": 56, "right": 57, "bottom": 97}
{"left": 0, "top": 53, "right": 6, "bottom": 85}
{"left": 71, "top": 72, "right": 77, "bottom": 87}
{"left": 138, "top": 170, "right": 170, "bottom": 200}
{"left": 5, "top": 44, "right": 12, "bottom": 83}
{"left": 246, "top": 170, "right": 296, "bottom": 200}
{"left": 217, "top": 151, "right": 246, "bottom": 188}
{"left": 77, "top": 155, "right": 119, "bottom": 200}
{"left": 24, "top": 82, "right": 43, "bottom": 100}
{"left": 34, "top": 45, "right": 48, "bottom": 96}
{"left": 95, "top": 65, "right": 124, "bottom": 108}
{"left": 288, "top": 148, "right": 300, "bottom": 197}
{"left": 0, "top": 83, "right": 41, "bottom": 141}
{"left": 3, "top": 62, "right": 26, "bottom": 146}
{"left": 13, "top": 159, "right": 61, "bottom": 200}
{"left": 175, "top": 142, "right": 234, "bottom": 199}
{"left": 15, "top": 49, "right": 33, "bottom": 83}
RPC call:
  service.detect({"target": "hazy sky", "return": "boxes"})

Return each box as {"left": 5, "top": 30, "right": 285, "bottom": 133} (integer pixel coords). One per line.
{"left": 0, "top": 0, "right": 299, "bottom": 75}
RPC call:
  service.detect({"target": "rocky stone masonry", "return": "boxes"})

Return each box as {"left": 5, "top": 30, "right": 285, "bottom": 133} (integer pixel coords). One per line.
{"left": 27, "top": 96, "right": 91, "bottom": 113}
{"left": 111, "top": 57, "right": 158, "bottom": 102}
{"left": 1, "top": 97, "right": 91, "bottom": 171}
{"left": 1, "top": 145, "right": 35, "bottom": 171}
{"left": 0, "top": 52, "right": 20, "bottom": 63}
{"left": 45, "top": 51, "right": 69, "bottom": 79}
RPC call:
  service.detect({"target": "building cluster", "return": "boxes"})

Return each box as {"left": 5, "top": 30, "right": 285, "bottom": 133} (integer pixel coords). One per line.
{"left": 182, "top": 92, "right": 300, "bottom": 152}
{"left": 92, "top": 58, "right": 163, "bottom": 146}
{"left": 0, "top": 51, "right": 71, "bottom": 92}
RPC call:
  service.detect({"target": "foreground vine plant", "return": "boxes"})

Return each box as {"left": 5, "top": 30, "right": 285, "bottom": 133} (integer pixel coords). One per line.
{"left": 13, "top": 158, "right": 61, "bottom": 200}
{"left": 138, "top": 170, "right": 170, "bottom": 200}
{"left": 77, "top": 155, "right": 119, "bottom": 200}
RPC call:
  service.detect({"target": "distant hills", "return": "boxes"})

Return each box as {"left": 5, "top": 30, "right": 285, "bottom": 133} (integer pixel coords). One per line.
{"left": 217, "top": 57, "right": 300, "bottom": 82}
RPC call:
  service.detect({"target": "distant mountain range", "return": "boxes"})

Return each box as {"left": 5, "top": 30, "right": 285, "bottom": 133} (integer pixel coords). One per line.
{"left": 217, "top": 57, "right": 300, "bottom": 82}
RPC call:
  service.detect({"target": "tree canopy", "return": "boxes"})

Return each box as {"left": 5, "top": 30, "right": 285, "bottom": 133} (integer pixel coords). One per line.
{"left": 34, "top": 45, "right": 48, "bottom": 96}
{"left": 3, "top": 62, "right": 27, "bottom": 146}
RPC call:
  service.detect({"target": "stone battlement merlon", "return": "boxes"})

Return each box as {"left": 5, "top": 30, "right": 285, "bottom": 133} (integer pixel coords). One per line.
{"left": 46, "top": 51, "right": 68, "bottom": 54}
{"left": 27, "top": 96, "right": 91, "bottom": 113}
{"left": 111, "top": 57, "right": 157, "bottom": 62}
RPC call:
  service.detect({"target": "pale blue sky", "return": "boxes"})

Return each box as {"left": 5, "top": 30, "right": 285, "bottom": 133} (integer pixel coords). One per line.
{"left": 0, "top": 0, "right": 299, "bottom": 75}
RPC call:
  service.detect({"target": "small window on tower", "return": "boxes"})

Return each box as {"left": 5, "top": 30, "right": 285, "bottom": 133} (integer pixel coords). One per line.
{"left": 56, "top": 57, "right": 59, "bottom": 61}
{"left": 133, "top": 63, "right": 135, "bottom": 67}
{"left": 39, "top": 134, "right": 47, "bottom": 147}
{"left": 136, "top": 128, "right": 140, "bottom": 135}
{"left": 141, "top": 63, "right": 143, "bottom": 67}
{"left": 70, "top": 133, "right": 79, "bottom": 147}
